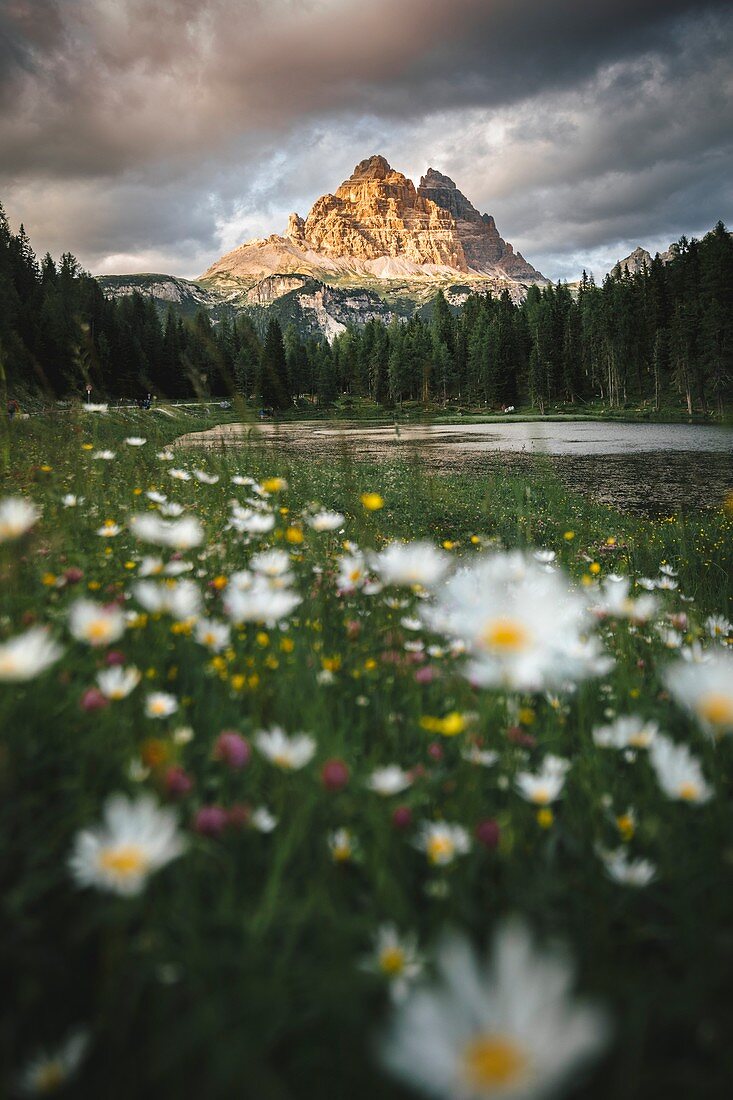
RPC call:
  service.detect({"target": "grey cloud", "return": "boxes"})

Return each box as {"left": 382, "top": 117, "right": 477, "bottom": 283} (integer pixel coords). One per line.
{"left": 0, "top": 0, "right": 729, "bottom": 179}
{"left": 0, "top": 0, "right": 730, "bottom": 282}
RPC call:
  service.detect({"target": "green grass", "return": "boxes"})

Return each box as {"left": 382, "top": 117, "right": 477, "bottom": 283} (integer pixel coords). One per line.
{"left": 1, "top": 409, "right": 731, "bottom": 1098}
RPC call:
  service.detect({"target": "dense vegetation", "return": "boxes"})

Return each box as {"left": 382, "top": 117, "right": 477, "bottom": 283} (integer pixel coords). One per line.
{"left": 1, "top": 203, "right": 730, "bottom": 414}
{"left": 1, "top": 408, "right": 732, "bottom": 1097}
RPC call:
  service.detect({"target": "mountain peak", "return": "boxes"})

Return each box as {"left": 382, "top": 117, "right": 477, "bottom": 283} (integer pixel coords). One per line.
{"left": 201, "top": 154, "right": 546, "bottom": 286}
{"left": 420, "top": 168, "right": 458, "bottom": 190}
{"left": 349, "top": 154, "right": 394, "bottom": 181}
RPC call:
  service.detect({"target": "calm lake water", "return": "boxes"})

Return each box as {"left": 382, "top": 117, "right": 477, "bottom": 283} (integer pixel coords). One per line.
{"left": 180, "top": 419, "right": 733, "bottom": 513}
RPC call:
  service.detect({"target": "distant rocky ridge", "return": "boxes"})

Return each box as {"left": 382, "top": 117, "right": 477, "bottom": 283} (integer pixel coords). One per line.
{"left": 609, "top": 243, "right": 674, "bottom": 278}
{"left": 98, "top": 154, "right": 548, "bottom": 337}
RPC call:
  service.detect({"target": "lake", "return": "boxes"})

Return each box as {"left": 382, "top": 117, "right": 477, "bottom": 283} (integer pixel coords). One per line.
{"left": 178, "top": 419, "right": 733, "bottom": 513}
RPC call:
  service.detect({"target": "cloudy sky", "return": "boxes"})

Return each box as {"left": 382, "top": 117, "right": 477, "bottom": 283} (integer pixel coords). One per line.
{"left": 1, "top": 0, "right": 731, "bottom": 282}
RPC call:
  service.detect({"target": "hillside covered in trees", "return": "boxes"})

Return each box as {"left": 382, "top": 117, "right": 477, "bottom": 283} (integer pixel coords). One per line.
{"left": 1, "top": 203, "right": 730, "bottom": 415}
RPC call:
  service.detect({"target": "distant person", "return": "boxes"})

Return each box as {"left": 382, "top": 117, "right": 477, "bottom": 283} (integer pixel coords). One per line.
{"left": 7, "top": 399, "right": 19, "bottom": 420}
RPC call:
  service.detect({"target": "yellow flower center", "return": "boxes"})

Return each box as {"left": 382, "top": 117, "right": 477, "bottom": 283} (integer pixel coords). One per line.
{"left": 678, "top": 782, "right": 699, "bottom": 802}
{"left": 332, "top": 842, "right": 352, "bottom": 862}
{"left": 87, "top": 620, "right": 112, "bottom": 643}
{"left": 379, "top": 946, "right": 405, "bottom": 975}
{"left": 697, "top": 693, "right": 733, "bottom": 728}
{"left": 530, "top": 786, "right": 551, "bottom": 806}
{"left": 273, "top": 752, "right": 292, "bottom": 769}
{"left": 426, "top": 834, "right": 454, "bottom": 864}
{"left": 99, "top": 844, "right": 147, "bottom": 878}
{"left": 462, "top": 1034, "right": 528, "bottom": 1090}
{"left": 34, "top": 1060, "right": 65, "bottom": 1092}
{"left": 481, "top": 618, "right": 530, "bottom": 653}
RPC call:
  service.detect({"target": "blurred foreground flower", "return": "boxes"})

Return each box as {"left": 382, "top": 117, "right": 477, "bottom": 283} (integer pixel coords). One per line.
{"left": 255, "top": 727, "right": 316, "bottom": 770}
{"left": 0, "top": 496, "right": 40, "bottom": 542}
{"left": 69, "top": 600, "right": 126, "bottom": 647}
{"left": 129, "top": 513, "right": 204, "bottom": 551}
{"left": 649, "top": 736, "right": 713, "bottom": 804}
{"left": 664, "top": 653, "right": 733, "bottom": 736}
{"left": 372, "top": 541, "right": 450, "bottom": 588}
{"left": 0, "top": 627, "right": 63, "bottom": 681}
{"left": 414, "top": 822, "right": 471, "bottom": 866}
{"left": 426, "top": 552, "right": 610, "bottom": 692}
{"left": 17, "top": 1030, "right": 89, "bottom": 1096}
{"left": 69, "top": 794, "right": 185, "bottom": 896}
{"left": 380, "top": 921, "right": 608, "bottom": 1100}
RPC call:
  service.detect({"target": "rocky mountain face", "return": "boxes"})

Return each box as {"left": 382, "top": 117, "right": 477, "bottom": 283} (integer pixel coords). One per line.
{"left": 99, "top": 154, "right": 548, "bottom": 337}
{"left": 416, "top": 168, "right": 543, "bottom": 280}
{"left": 200, "top": 155, "right": 547, "bottom": 288}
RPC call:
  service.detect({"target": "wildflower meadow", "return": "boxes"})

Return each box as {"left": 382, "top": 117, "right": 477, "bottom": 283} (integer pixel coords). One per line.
{"left": 2, "top": 406, "right": 732, "bottom": 1098}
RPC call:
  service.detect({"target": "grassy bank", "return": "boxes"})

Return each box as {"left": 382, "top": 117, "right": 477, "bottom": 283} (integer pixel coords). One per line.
{"left": 1, "top": 409, "right": 731, "bottom": 1098}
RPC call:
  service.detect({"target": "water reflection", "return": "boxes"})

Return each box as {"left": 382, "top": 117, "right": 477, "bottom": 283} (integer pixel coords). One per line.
{"left": 180, "top": 420, "right": 733, "bottom": 513}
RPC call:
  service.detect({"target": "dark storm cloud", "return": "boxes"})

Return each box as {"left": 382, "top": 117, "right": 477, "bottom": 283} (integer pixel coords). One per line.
{"left": 0, "top": 0, "right": 730, "bottom": 278}
{"left": 0, "top": 0, "right": 729, "bottom": 177}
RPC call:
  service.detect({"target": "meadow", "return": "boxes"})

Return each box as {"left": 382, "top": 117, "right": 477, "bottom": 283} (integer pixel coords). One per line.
{"left": 1, "top": 405, "right": 732, "bottom": 1099}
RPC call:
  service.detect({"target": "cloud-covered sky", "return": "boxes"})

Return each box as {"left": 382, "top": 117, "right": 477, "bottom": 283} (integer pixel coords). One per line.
{"left": 1, "top": 0, "right": 731, "bottom": 281}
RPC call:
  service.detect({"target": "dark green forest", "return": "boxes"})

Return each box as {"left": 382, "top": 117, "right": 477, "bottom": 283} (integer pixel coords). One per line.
{"left": 1, "top": 202, "right": 730, "bottom": 414}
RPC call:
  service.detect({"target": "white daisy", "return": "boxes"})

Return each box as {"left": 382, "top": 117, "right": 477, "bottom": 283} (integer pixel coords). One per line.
{"left": 461, "top": 745, "right": 500, "bottom": 768}
{"left": 17, "top": 1030, "right": 89, "bottom": 1095}
{"left": 363, "top": 923, "right": 424, "bottom": 1001}
{"left": 590, "top": 576, "right": 657, "bottom": 623}
{"left": 133, "top": 579, "right": 202, "bottom": 621}
{"left": 307, "top": 510, "right": 345, "bottom": 532}
{"left": 0, "top": 496, "right": 40, "bottom": 541}
{"left": 414, "top": 821, "right": 471, "bottom": 866}
{"left": 366, "top": 765, "right": 413, "bottom": 796}
{"left": 515, "top": 756, "right": 571, "bottom": 806}
{"left": 380, "top": 921, "right": 608, "bottom": 1099}
{"left": 145, "top": 692, "right": 179, "bottom": 719}
{"left": 69, "top": 600, "right": 125, "bottom": 647}
{"left": 96, "top": 666, "right": 141, "bottom": 700}
{"left": 251, "top": 807, "right": 278, "bottom": 833}
{"left": 69, "top": 793, "right": 185, "bottom": 896}
{"left": 649, "top": 736, "right": 713, "bottom": 804}
{"left": 224, "top": 579, "right": 301, "bottom": 626}
{"left": 129, "top": 513, "right": 203, "bottom": 550}
{"left": 124, "top": 436, "right": 147, "bottom": 446}
{"left": 96, "top": 520, "right": 121, "bottom": 537}
{"left": 427, "top": 552, "right": 609, "bottom": 692}
{"left": 0, "top": 627, "right": 63, "bottom": 681}
{"left": 194, "top": 618, "right": 231, "bottom": 652}
{"left": 228, "top": 507, "right": 276, "bottom": 535}
{"left": 255, "top": 727, "right": 316, "bottom": 770}
{"left": 372, "top": 541, "right": 450, "bottom": 588}
{"left": 705, "top": 615, "right": 732, "bottom": 642}
{"left": 328, "top": 827, "right": 357, "bottom": 863}
{"left": 592, "top": 715, "right": 658, "bottom": 750}
{"left": 663, "top": 653, "right": 733, "bottom": 736}
{"left": 601, "top": 849, "right": 656, "bottom": 887}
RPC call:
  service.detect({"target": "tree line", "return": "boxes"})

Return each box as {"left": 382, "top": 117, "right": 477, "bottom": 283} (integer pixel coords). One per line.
{"left": 1, "top": 201, "right": 730, "bottom": 414}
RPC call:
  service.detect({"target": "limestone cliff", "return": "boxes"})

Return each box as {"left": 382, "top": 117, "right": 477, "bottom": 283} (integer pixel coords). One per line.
{"left": 417, "top": 168, "right": 544, "bottom": 281}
